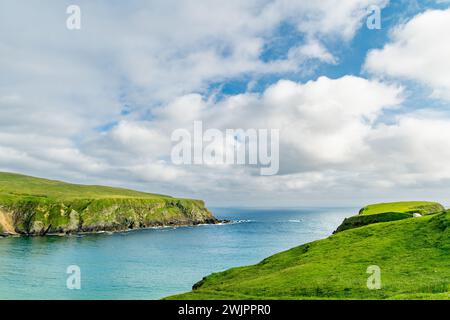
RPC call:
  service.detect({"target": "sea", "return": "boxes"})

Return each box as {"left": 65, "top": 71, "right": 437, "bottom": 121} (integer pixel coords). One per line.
{"left": 0, "top": 207, "right": 354, "bottom": 299}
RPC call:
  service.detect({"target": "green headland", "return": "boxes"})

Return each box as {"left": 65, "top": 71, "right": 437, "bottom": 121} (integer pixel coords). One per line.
{"left": 0, "top": 172, "right": 217, "bottom": 236}
{"left": 167, "top": 201, "right": 449, "bottom": 300}
{"left": 1, "top": 173, "right": 448, "bottom": 300}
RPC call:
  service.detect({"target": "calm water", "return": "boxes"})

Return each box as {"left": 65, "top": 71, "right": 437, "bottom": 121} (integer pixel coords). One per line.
{"left": 0, "top": 207, "right": 353, "bottom": 300}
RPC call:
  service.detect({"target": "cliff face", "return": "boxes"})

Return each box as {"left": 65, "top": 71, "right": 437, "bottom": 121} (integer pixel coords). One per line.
{"left": 0, "top": 172, "right": 218, "bottom": 236}
{"left": 0, "top": 198, "right": 217, "bottom": 236}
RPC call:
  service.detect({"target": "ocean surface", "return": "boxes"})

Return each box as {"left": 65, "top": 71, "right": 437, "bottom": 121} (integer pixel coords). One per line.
{"left": 0, "top": 207, "right": 354, "bottom": 299}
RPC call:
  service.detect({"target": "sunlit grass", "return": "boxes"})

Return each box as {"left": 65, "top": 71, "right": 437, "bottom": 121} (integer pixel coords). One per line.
{"left": 167, "top": 208, "right": 450, "bottom": 300}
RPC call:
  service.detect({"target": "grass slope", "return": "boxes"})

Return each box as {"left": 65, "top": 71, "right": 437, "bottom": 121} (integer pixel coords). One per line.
{"left": 359, "top": 201, "right": 444, "bottom": 216}
{"left": 335, "top": 201, "right": 445, "bottom": 233}
{"left": 0, "top": 172, "right": 216, "bottom": 236}
{"left": 167, "top": 208, "right": 450, "bottom": 300}
{"left": 0, "top": 171, "right": 171, "bottom": 201}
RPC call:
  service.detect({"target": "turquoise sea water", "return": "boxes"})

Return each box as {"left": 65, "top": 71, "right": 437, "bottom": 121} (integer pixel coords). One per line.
{"left": 0, "top": 207, "right": 353, "bottom": 299}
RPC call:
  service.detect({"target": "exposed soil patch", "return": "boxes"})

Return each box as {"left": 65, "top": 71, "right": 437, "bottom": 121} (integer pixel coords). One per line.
{"left": 0, "top": 209, "right": 17, "bottom": 235}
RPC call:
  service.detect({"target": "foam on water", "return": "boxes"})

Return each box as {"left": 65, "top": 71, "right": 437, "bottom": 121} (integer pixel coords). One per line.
{"left": 0, "top": 207, "right": 353, "bottom": 299}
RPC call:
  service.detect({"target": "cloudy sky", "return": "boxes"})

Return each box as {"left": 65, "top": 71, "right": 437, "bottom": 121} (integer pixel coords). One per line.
{"left": 1, "top": 0, "right": 450, "bottom": 207}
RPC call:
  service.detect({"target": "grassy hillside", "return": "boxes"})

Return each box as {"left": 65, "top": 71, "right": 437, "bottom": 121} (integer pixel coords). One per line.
{"left": 335, "top": 201, "right": 445, "bottom": 233}
{"left": 0, "top": 172, "right": 170, "bottom": 201}
{"left": 167, "top": 204, "right": 450, "bottom": 300}
{"left": 358, "top": 201, "right": 444, "bottom": 216}
{"left": 0, "top": 172, "right": 217, "bottom": 236}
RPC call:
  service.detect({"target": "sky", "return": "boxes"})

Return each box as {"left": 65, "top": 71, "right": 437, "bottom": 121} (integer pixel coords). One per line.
{"left": 1, "top": 0, "right": 450, "bottom": 207}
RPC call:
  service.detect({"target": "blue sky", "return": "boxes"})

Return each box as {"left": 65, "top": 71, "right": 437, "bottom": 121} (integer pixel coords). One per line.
{"left": 1, "top": 0, "right": 450, "bottom": 206}
{"left": 215, "top": 0, "right": 448, "bottom": 97}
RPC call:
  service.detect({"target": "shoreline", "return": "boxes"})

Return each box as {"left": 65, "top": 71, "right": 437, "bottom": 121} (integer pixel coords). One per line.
{"left": 0, "top": 219, "right": 232, "bottom": 238}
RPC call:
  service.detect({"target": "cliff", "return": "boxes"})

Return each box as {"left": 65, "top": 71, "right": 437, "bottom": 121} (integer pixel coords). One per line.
{"left": 0, "top": 172, "right": 218, "bottom": 236}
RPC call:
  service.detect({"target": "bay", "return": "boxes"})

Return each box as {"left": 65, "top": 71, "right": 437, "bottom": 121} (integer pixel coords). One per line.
{"left": 0, "top": 207, "right": 353, "bottom": 299}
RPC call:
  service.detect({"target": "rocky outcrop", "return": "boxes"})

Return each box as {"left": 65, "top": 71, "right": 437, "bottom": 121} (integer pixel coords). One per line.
{"left": 0, "top": 198, "right": 218, "bottom": 236}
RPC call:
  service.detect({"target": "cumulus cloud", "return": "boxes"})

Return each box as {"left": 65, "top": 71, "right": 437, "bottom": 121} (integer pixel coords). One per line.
{"left": 200, "top": 76, "right": 403, "bottom": 170}
{"left": 76, "top": 76, "right": 408, "bottom": 200}
{"left": 3, "top": 1, "right": 450, "bottom": 205}
{"left": 365, "top": 8, "right": 450, "bottom": 100}
{"left": 80, "top": 75, "right": 450, "bottom": 205}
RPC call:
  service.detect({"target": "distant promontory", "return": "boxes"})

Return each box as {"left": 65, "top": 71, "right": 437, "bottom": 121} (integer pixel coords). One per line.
{"left": 0, "top": 172, "right": 218, "bottom": 237}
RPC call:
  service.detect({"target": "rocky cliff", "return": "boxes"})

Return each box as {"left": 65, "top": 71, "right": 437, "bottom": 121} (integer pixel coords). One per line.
{"left": 0, "top": 172, "right": 218, "bottom": 236}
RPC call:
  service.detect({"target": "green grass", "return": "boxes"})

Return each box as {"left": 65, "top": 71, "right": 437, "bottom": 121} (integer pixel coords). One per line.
{"left": 358, "top": 201, "right": 444, "bottom": 216}
{"left": 333, "top": 201, "right": 446, "bottom": 233}
{"left": 0, "top": 171, "right": 171, "bottom": 202}
{"left": 0, "top": 172, "right": 216, "bottom": 236}
{"left": 334, "top": 212, "right": 413, "bottom": 233}
{"left": 166, "top": 208, "right": 450, "bottom": 300}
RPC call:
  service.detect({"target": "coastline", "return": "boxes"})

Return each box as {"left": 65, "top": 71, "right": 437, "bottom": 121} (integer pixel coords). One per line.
{"left": 166, "top": 202, "right": 449, "bottom": 300}
{"left": 1, "top": 207, "right": 347, "bottom": 300}
{"left": 0, "top": 218, "right": 231, "bottom": 238}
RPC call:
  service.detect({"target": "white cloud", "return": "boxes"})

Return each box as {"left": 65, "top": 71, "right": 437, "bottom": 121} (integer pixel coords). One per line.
{"left": 287, "top": 41, "right": 337, "bottom": 64}
{"left": 368, "top": 114, "right": 450, "bottom": 183}
{"left": 251, "top": 76, "right": 403, "bottom": 168}
{"left": 365, "top": 8, "right": 450, "bottom": 100}
{"left": 5, "top": 1, "right": 450, "bottom": 206}
{"left": 73, "top": 76, "right": 406, "bottom": 201}
{"left": 0, "top": 0, "right": 387, "bottom": 140}
{"left": 3, "top": 69, "right": 450, "bottom": 205}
